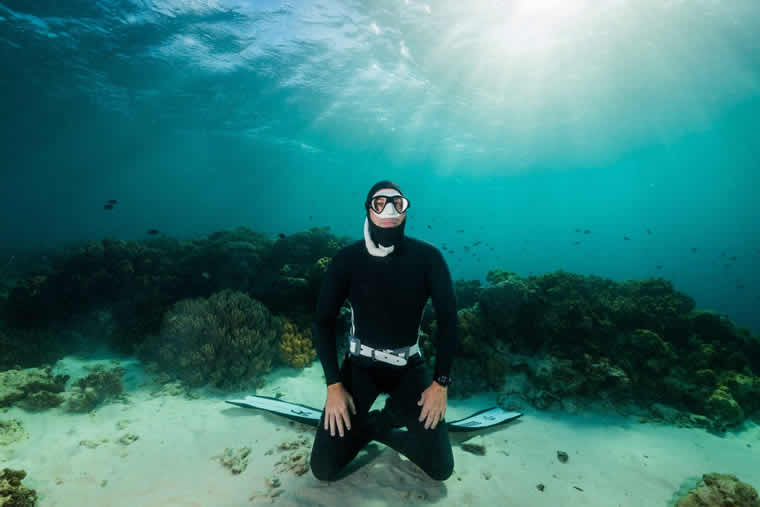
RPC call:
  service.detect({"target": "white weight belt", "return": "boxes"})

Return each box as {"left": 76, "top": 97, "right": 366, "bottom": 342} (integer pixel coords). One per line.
{"left": 348, "top": 338, "right": 421, "bottom": 366}
{"left": 347, "top": 302, "right": 423, "bottom": 366}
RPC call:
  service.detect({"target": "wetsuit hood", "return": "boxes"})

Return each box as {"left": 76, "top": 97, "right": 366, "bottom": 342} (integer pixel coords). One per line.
{"left": 364, "top": 180, "right": 407, "bottom": 255}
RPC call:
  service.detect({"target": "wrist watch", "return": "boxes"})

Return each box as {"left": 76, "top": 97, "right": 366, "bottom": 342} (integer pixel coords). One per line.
{"left": 434, "top": 375, "right": 452, "bottom": 387}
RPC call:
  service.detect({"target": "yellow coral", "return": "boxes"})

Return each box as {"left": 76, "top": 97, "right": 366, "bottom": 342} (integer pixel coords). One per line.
{"left": 279, "top": 319, "right": 316, "bottom": 368}
{"left": 312, "top": 257, "right": 330, "bottom": 275}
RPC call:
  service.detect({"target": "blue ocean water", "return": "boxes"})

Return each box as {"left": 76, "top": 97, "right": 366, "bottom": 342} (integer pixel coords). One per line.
{"left": 2, "top": 1, "right": 758, "bottom": 333}
{"left": 1, "top": 1, "right": 760, "bottom": 504}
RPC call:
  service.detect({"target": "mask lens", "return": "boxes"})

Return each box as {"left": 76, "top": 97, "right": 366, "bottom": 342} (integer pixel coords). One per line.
{"left": 392, "top": 196, "right": 409, "bottom": 213}
{"left": 372, "top": 196, "right": 409, "bottom": 214}
{"left": 372, "top": 196, "right": 388, "bottom": 213}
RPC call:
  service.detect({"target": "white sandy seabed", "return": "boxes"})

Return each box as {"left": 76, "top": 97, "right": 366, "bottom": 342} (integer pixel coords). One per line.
{"left": 1, "top": 355, "right": 758, "bottom": 507}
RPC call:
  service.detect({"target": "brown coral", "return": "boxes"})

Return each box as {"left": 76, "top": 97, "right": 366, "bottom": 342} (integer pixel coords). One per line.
{"left": 676, "top": 473, "right": 760, "bottom": 507}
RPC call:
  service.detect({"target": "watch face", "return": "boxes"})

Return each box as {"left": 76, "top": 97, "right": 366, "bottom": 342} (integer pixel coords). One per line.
{"left": 436, "top": 376, "right": 451, "bottom": 386}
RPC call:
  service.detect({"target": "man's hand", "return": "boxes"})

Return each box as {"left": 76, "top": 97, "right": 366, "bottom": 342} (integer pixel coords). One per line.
{"left": 324, "top": 382, "right": 356, "bottom": 437}
{"left": 417, "top": 381, "right": 448, "bottom": 430}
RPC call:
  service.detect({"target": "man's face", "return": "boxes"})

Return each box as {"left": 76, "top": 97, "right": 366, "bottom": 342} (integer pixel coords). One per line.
{"left": 368, "top": 188, "right": 406, "bottom": 228}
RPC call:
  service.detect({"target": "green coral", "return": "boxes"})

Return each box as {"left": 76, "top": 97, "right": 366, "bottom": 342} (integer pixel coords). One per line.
{"left": 721, "top": 372, "right": 760, "bottom": 414}
{"left": 705, "top": 386, "right": 744, "bottom": 428}
{"left": 0, "top": 325, "right": 68, "bottom": 371}
{"left": 426, "top": 269, "right": 760, "bottom": 428}
{"left": 65, "top": 365, "right": 125, "bottom": 413}
{"left": 307, "top": 257, "right": 331, "bottom": 288}
{"left": 139, "top": 290, "right": 281, "bottom": 389}
{"left": 454, "top": 279, "right": 483, "bottom": 310}
{"left": 485, "top": 269, "right": 518, "bottom": 285}
{"left": 0, "top": 419, "right": 26, "bottom": 446}
{"left": 0, "top": 367, "right": 68, "bottom": 410}
{"left": 455, "top": 307, "right": 484, "bottom": 357}
{"left": 0, "top": 468, "right": 37, "bottom": 506}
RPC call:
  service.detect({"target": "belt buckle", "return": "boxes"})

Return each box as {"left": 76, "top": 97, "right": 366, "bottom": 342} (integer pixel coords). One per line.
{"left": 349, "top": 336, "right": 360, "bottom": 356}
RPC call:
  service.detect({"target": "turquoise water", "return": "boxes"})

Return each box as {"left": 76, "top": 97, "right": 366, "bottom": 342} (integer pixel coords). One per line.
{"left": 0, "top": 2, "right": 759, "bottom": 503}
{"left": 2, "top": 0, "right": 758, "bottom": 331}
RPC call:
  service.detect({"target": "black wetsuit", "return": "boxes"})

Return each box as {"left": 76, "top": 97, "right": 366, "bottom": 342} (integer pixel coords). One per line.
{"left": 309, "top": 237, "right": 458, "bottom": 481}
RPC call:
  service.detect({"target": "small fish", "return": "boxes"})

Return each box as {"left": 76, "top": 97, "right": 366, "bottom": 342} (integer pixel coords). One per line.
{"left": 107, "top": 199, "right": 117, "bottom": 204}
{"left": 691, "top": 248, "right": 697, "bottom": 253}
{"left": 104, "top": 204, "right": 114, "bottom": 210}
{"left": 147, "top": 229, "right": 160, "bottom": 235}
{"left": 656, "top": 265, "right": 662, "bottom": 270}
{"left": 489, "top": 247, "right": 494, "bottom": 251}
{"left": 573, "top": 241, "right": 581, "bottom": 246}
{"left": 737, "top": 283, "right": 745, "bottom": 289}
{"left": 624, "top": 236, "right": 631, "bottom": 241}
{"left": 728, "top": 256, "right": 737, "bottom": 261}
{"left": 463, "top": 246, "right": 470, "bottom": 251}
{"left": 201, "top": 272, "right": 210, "bottom": 279}
{"left": 647, "top": 229, "right": 652, "bottom": 235}
{"left": 427, "top": 225, "right": 432, "bottom": 229}
{"left": 473, "top": 241, "right": 481, "bottom": 246}
{"left": 278, "top": 233, "right": 286, "bottom": 239}
{"left": 456, "top": 229, "right": 464, "bottom": 233}
{"left": 309, "top": 215, "right": 313, "bottom": 220}
{"left": 584, "top": 230, "right": 591, "bottom": 234}
{"left": 575, "top": 229, "right": 581, "bottom": 233}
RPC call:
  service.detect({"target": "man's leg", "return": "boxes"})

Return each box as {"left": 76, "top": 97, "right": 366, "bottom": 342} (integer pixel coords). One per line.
{"left": 374, "top": 361, "right": 455, "bottom": 481}
{"left": 310, "top": 356, "right": 381, "bottom": 481}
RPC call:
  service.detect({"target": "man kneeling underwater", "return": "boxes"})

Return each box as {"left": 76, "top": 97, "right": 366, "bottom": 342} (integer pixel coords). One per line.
{"left": 310, "top": 180, "right": 457, "bottom": 482}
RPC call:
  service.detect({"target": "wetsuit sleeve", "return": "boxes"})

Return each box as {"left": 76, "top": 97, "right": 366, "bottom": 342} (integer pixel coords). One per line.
{"left": 312, "top": 249, "right": 351, "bottom": 386}
{"left": 428, "top": 247, "right": 458, "bottom": 380}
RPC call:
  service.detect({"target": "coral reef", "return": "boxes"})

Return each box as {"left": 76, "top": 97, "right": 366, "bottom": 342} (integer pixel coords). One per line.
{"left": 0, "top": 468, "right": 37, "bottom": 506}
{"left": 422, "top": 270, "right": 760, "bottom": 428}
{"left": 1, "top": 226, "right": 352, "bottom": 360}
{"left": 453, "top": 279, "right": 483, "bottom": 310}
{"left": 214, "top": 447, "right": 251, "bottom": 474}
{"left": 0, "top": 419, "right": 27, "bottom": 446}
{"left": 0, "top": 367, "right": 68, "bottom": 410}
{"left": 137, "top": 290, "right": 281, "bottom": 389}
{"left": 279, "top": 318, "right": 316, "bottom": 368}
{"left": 0, "top": 364, "right": 125, "bottom": 413}
{"left": 0, "top": 325, "right": 71, "bottom": 371}
{"left": 3, "top": 227, "right": 759, "bottom": 432}
{"left": 65, "top": 365, "right": 125, "bottom": 413}
{"left": 675, "top": 473, "right": 759, "bottom": 507}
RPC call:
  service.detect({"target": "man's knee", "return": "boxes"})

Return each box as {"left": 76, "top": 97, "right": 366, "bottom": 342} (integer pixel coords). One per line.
{"left": 426, "top": 459, "right": 454, "bottom": 481}
{"left": 310, "top": 458, "right": 337, "bottom": 482}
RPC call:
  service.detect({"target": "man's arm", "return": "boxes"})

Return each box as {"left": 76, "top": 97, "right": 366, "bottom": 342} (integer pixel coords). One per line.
{"left": 428, "top": 247, "right": 457, "bottom": 381}
{"left": 311, "top": 250, "right": 351, "bottom": 386}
